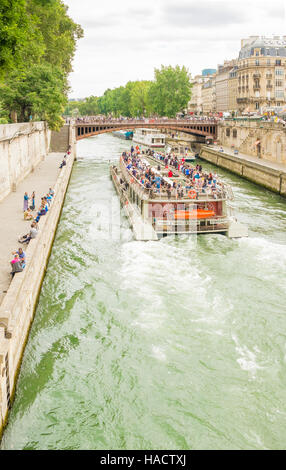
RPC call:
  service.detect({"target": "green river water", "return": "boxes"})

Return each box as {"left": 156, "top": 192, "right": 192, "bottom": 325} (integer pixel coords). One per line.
{"left": 1, "top": 134, "right": 286, "bottom": 450}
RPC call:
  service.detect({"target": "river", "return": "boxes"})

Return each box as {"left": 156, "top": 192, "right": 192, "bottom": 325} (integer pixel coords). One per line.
{"left": 1, "top": 134, "right": 286, "bottom": 450}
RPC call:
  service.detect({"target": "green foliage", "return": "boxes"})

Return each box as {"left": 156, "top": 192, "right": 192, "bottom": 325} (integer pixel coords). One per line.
{"left": 67, "top": 66, "right": 192, "bottom": 118}
{"left": 0, "top": 0, "right": 83, "bottom": 129}
{"left": 148, "top": 65, "right": 192, "bottom": 117}
{"left": 129, "top": 81, "right": 152, "bottom": 116}
{"left": 26, "top": 0, "right": 84, "bottom": 74}
{"left": 0, "top": 64, "right": 67, "bottom": 130}
{"left": 0, "top": 0, "right": 38, "bottom": 76}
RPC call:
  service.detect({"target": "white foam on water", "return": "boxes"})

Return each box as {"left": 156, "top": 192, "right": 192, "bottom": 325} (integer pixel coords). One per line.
{"left": 151, "top": 345, "right": 167, "bottom": 362}
{"left": 232, "top": 334, "right": 264, "bottom": 376}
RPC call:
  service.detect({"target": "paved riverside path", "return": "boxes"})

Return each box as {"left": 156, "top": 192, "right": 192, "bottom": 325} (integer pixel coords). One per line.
{"left": 209, "top": 144, "right": 286, "bottom": 172}
{"left": 0, "top": 152, "right": 65, "bottom": 306}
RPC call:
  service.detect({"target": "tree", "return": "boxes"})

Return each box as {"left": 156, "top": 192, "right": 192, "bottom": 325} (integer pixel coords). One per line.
{"left": 148, "top": 65, "right": 192, "bottom": 117}
{"left": 129, "top": 81, "right": 152, "bottom": 117}
{"left": 0, "top": 63, "right": 68, "bottom": 130}
{"left": 0, "top": 0, "right": 41, "bottom": 77}
{"left": 78, "top": 96, "right": 99, "bottom": 115}
{"left": 26, "top": 0, "right": 84, "bottom": 74}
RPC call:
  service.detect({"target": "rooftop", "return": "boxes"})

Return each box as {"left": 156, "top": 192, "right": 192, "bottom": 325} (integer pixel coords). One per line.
{"left": 239, "top": 36, "right": 286, "bottom": 59}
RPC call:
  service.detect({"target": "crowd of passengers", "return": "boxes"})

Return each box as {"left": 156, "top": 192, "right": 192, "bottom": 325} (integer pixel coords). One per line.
{"left": 121, "top": 147, "right": 221, "bottom": 199}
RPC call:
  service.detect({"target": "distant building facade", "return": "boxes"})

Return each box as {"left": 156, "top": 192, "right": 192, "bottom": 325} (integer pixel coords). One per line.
{"left": 202, "top": 76, "right": 216, "bottom": 114}
{"left": 188, "top": 36, "right": 286, "bottom": 115}
{"left": 188, "top": 70, "right": 216, "bottom": 114}
{"left": 236, "top": 36, "right": 286, "bottom": 113}
{"left": 215, "top": 60, "right": 237, "bottom": 113}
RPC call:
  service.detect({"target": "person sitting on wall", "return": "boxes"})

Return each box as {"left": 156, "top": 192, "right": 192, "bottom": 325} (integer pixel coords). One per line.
{"left": 18, "top": 222, "right": 38, "bottom": 244}
{"left": 12, "top": 248, "right": 26, "bottom": 269}
{"left": 24, "top": 208, "right": 34, "bottom": 220}
{"left": 46, "top": 193, "right": 52, "bottom": 206}
{"left": 59, "top": 157, "right": 67, "bottom": 169}
{"left": 49, "top": 188, "right": 55, "bottom": 197}
{"left": 10, "top": 253, "right": 24, "bottom": 278}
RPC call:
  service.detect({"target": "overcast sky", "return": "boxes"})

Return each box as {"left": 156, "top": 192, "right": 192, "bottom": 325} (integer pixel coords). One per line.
{"left": 65, "top": 0, "right": 286, "bottom": 99}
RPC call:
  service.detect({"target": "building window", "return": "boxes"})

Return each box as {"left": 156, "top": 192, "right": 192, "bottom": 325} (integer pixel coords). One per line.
{"left": 276, "top": 60, "right": 282, "bottom": 66}
{"left": 233, "top": 129, "right": 237, "bottom": 138}
{"left": 275, "top": 69, "right": 284, "bottom": 76}
{"left": 255, "top": 60, "right": 259, "bottom": 66}
{"left": 255, "top": 102, "right": 259, "bottom": 110}
{"left": 226, "top": 128, "right": 230, "bottom": 137}
{"left": 267, "top": 59, "right": 271, "bottom": 65}
{"left": 276, "top": 91, "right": 284, "bottom": 99}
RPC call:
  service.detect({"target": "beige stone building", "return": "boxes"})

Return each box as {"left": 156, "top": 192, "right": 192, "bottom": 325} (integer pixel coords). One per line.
{"left": 188, "top": 75, "right": 204, "bottom": 114}
{"left": 218, "top": 119, "right": 286, "bottom": 164}
{"left": 228, "top": 67, "right": 238, "bottom": 113}
{"left": 188, "top": 70, "right": 216, "bottom": 114}
{"left": 202, "top": 77, "right": 216, "bottom": 114}
{"left": 236, "top": 36, "right": 286, "bottom": 113}
{"left": 215, "top": 60, "right": 237, "bottom": 112}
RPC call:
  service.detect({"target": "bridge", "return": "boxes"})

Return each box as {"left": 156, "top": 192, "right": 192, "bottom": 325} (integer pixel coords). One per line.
{"left": 75, "top": 119, "right": 218, "bottom": 141}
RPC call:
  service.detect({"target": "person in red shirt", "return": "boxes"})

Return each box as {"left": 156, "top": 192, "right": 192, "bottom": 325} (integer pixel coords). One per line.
{"left": 168, "top": 169, "right": 173, "bottom": 177}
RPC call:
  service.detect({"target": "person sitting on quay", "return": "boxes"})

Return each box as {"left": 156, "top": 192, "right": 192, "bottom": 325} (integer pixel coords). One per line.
{"left": 18, "top": 222, "right": 38, "bottom": 244}
{"left": 59, "top": 156, "right": 67, "bottom": 169}
{"left": 46, "top": 193, "right": 53, "bottom": 206}
{"left": 12, "top": 248, "right": 26, "bottom": 269}
{"left": 49, "top": 187, "right": 55, "bottom": 198}
{"left": 24, "top": 208, "right": 34, "bottom": 221}
{"left": 10, "top": 253, "right": 24, "bottom": 278}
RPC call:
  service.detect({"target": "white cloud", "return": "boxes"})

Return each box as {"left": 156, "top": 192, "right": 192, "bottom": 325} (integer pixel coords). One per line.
{"left": 65, "top": 0, "right": 286, "bottom": 98}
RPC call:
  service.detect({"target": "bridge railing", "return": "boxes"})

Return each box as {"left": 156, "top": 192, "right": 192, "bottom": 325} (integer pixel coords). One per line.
{"left": 75, "top": 119, "right": 218, "bottom": 126}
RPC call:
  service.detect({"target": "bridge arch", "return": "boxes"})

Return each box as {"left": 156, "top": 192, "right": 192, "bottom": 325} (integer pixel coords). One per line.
{"left": 75, "top": 119, "right": 217, "bottom": 141}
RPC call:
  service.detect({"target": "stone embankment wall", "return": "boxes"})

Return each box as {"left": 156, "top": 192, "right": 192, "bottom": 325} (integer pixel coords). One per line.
{"left": 50, "top": 124, "right": 70, "bottom": 152}
{"left": 218, "top": 120, "right": 286, "bottom": 164}
{"left": 200, "top": 146, "right": 286, "bottom": 196}
{"left": 0, "top": 122, "right": 51, "bottom": 203}
{"left": 0, "top": 124, "right": 76, "bottom": 435}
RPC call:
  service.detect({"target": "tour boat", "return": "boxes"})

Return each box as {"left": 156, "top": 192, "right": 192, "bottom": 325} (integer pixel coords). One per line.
{"left": 133, "top": 128, "right": 165, "bottom": 148}
{"left": 110, "top": 151, "right": 248, "bottom": 241}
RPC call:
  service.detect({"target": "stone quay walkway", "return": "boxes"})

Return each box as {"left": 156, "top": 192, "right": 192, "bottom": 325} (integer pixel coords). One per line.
{"left": 0, "top": 152, "right": 65, "bottom": 306}
{"left": 209, "top": 144, "right": 286, "bottom": 173}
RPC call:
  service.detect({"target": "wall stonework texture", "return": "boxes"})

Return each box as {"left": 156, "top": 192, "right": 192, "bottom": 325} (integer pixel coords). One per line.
{"left": 218, "top": 120, "right": 286, "bottom": 165}
{"left": 0, "top": 122, "right": 51, "bottom": 203}
{"left": 200, "top": 146, "right": 286, "bottom": 196}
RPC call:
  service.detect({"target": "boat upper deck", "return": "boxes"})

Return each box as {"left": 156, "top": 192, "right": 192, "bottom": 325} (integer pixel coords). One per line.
{"left": 119, "top": 150, "right": 234, "bottom": 202}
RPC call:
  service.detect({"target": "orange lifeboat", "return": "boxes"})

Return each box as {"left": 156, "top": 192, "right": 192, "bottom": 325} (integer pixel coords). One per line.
{"left": 173, "top": 210, "right": 215, "bottom": 220}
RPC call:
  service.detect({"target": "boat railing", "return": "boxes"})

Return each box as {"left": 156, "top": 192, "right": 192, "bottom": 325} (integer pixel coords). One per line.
{"left": 120, "top": 158, "right": 228, "bottom": 201}
{"left": 153, "top": 217, "right": 229, "bottom": 232}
